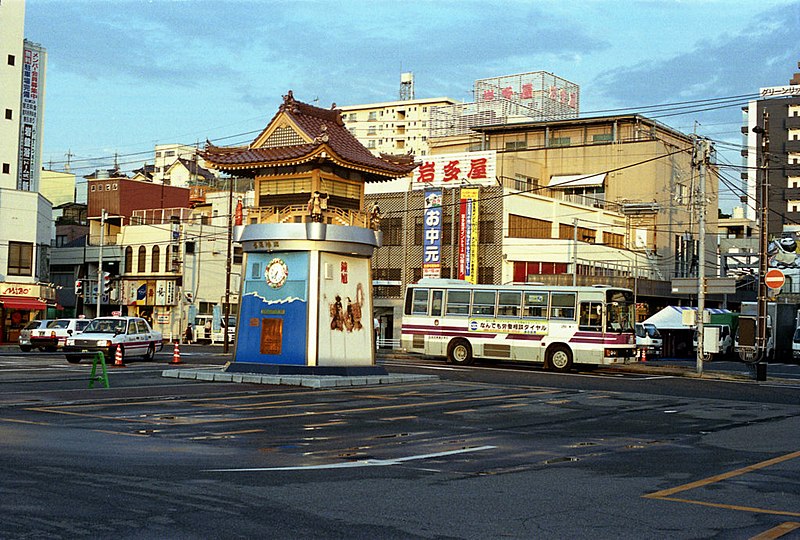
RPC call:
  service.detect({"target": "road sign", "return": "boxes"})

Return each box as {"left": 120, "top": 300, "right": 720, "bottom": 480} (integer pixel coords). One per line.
{"left": 764, "top": 268, "right": 785, "bottom": 289}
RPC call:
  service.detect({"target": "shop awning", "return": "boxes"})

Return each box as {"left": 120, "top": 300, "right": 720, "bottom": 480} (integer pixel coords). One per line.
{"left": 547, "top": 173, "right": 606, "bottom": 188}
{"left": 0, "top": 297, "right": 48, "bottom": 310}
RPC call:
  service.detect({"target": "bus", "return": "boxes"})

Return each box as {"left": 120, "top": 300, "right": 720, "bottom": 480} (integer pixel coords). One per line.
{"left": 401, "top": 279, "right": 637, "bottom": 371}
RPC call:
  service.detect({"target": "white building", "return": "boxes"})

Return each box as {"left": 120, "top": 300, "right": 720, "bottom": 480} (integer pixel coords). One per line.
{"left": 0, "top": 0, "right": 54, "bottom": 343}
{"left": 339, "top": 95, "right": 458, "bottom": 157}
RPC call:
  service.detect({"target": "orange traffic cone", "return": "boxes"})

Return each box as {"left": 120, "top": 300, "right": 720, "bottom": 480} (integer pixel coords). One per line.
{"left": 641, "top": 348, "right": 647, "bottom": 363}
{"left": 171, "top": 341, "right": 182, "bottom": 365}
{"left": 113, "top": 345, "right": 126, "bottom": 367}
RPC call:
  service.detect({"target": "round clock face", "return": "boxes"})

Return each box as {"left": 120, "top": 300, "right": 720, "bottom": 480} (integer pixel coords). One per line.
{"left": 265, "top": 258, "right": 288, "bottom": 288}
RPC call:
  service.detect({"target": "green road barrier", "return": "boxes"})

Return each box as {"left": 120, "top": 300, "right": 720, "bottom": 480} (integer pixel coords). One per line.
{"left": 89, "top": 351, "right": 109, "bottom": 389}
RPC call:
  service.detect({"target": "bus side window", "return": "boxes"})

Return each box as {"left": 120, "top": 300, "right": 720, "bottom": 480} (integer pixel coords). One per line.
{"left": 498, "top": 291, "right": 521, "bottom": 317}
{"left": 445, "top": 290, "right": 470, "bottom": 316}
{"left": 471, "top": 291, "right": 497, "bottom": 316}
{"left": 579, "top": 302, "right": 602, "bottom": 331}
{"left": 523, "top": 292, "right": 548, "bottom": 318}
{"left": 551, "top": 293, "right": 576, "bottom": 320}
{"left": 410, "top": 289, "right": 430, "bottom": 315}
{"left": 431, "top": 290, "right": 444, "bottom": 317}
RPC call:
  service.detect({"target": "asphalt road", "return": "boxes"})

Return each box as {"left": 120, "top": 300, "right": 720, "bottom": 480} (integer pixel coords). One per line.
{"left": 0, "top": 346, "right": 799, "bottom": 539}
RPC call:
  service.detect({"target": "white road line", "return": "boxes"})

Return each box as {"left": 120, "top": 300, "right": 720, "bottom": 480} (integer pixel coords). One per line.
{"left": 205, "top": 445, "right": 497, "bottom": 472}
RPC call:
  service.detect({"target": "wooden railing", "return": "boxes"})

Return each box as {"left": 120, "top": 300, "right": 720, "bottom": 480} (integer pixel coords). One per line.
{"left": 249, "top": 206, "right": 369, "bottom": 227}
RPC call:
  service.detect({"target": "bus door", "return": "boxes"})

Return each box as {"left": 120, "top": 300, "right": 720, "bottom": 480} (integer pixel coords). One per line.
{"left": 427, "top": 289, "right": 446, "bottom": 356}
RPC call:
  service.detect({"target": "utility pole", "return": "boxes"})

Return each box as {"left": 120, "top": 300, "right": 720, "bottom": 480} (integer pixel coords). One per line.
{"left": 223, "top": 176, "right": 233, "bottom": 354}
{"left": 755, "top": 111, "right": 770, "bottom": 368}
{"left": 96, "top": 209, "right": 106, "bottom": 318}
{"left": 695, "top": 138, "right": 711, "bottom": 376}
{"left": 572, "top": 218, "right": 578, "bottom": 286}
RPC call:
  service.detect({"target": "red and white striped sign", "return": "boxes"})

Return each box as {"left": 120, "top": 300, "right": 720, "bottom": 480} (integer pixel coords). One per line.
{"left": 764, "top": 268, "right": 785, "bottom": 289}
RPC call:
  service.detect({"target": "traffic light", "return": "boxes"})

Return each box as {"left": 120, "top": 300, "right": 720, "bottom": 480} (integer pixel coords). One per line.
{"left": 102, "top": 272, "right": 112, "bottom": 295}
{"left": 74, "top": 280, "right": 83, "bottom": 297}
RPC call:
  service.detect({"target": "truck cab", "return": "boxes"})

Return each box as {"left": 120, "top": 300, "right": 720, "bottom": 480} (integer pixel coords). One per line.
{"left": 635, "top": 322, "right": 662, "bottom": 358}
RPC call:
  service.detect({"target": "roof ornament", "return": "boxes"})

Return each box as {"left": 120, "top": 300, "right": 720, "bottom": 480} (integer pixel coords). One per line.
{"left": 314, "top": 124, "right": 330, "bottom": 144}
{"left": 280, "top": 90, "right": 296, "bottom": 112}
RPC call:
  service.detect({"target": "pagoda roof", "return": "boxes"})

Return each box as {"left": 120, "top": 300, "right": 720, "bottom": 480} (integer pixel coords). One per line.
{"left": 202, "top": 91, "right": 417, "bottom": 179}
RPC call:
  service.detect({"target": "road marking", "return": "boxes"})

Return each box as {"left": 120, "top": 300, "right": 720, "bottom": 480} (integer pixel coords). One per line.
{"left": 645, "top": 450, "right": 800, "bottom": 499}
{"left": 205, "top": 445, "right": 497, "bottom": 472}
{"left": 644, "top": 450, "right": 800, "bottom": 518}
{"left": 750, "top": 522, "right": 800, "bottom": 540}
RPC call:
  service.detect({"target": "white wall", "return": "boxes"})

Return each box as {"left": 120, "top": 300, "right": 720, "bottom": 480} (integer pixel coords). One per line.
{"left": 0, "top": 0, "right": 24, "bottom": 190}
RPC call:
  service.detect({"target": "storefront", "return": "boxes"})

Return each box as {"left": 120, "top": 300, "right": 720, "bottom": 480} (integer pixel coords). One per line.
{"left": 0, "top": 282, "right": 57, "bottom": 343}
{"left": 120, "top": 278, "right": 181, "bottom": 341}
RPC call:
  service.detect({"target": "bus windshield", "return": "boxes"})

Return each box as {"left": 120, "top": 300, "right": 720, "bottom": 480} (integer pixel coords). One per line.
{"left": 606, "top": 290, "right": 635, "bottom": 333}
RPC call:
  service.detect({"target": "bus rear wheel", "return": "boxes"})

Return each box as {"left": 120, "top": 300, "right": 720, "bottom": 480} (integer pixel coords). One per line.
{"left": 547, "top": 345, "right": 573, "bottom": 372}
{"left": 448, "top": 339, "right": 473, "bottom": 365}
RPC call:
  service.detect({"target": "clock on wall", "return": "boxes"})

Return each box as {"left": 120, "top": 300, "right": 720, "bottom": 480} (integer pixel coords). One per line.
{"left": 265, "top": 257, "right": 288, "bottom": 289}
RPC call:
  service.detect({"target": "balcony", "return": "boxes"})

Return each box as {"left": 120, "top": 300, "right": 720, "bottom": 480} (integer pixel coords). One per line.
{"left": 248, "top": 205, "right": 370, "bottom": 227}
{"left": 785, "top": 140, "right": 800, "bottom": 153}
{"left": 88, "top": 234, "right": 118, "bottom": 246}
{"left": 785, "top": 116, "right": 800, "bottom": 130}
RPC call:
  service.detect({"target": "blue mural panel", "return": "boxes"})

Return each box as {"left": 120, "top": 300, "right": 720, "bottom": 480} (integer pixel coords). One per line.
{"left": 235, "top": 251, "right": 309, "bottom": 365}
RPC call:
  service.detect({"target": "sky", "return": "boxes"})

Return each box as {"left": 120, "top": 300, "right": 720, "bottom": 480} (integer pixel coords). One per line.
{"left": 22, "top": 0, "right": 800, "bottom": 211}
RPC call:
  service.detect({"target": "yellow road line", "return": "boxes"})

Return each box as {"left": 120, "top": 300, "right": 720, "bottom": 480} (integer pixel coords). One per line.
{"left": 750, "top": 522, "right": 800, "bottom": 540}
{"left": 654, "top": 497, "right": 800, "bottom": 519}
{"left": 645, "top": 450, "right": 800, "bottom": 499}
{"left": 0, "top": 417, "right": 50, "bottom": 425}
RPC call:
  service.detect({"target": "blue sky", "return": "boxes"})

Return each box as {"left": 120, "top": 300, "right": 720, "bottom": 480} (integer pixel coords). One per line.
{"left": 24, "top": 0, "right": 800, "bottom": 209}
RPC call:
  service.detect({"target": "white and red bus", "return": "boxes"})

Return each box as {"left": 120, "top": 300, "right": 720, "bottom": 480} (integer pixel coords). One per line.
{"left": 401, "top": 279, "right": 637, "bottom": 371}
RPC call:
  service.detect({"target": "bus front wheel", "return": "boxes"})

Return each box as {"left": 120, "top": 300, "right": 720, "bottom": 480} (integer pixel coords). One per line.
{"left": 448, "top": 340, "right": 473, "bottom": 365}
{"left": 547, "top": 345, "right": 573, "bottom": 373}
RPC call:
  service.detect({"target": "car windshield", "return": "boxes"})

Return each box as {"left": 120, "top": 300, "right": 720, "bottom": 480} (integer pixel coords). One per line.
{"left": 644, "top": 324, "right": 661, "bottom": 338}
{"left": 50, "top": 320, "right": 72, "bottom": 329}
{"left": 23, "top": 321, "right": 42, "bottom": 330}
{"left": 83, "top": 319, "right": 127, "bottom": 334}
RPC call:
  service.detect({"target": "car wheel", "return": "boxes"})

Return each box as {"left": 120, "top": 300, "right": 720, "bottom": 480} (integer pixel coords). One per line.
{"left": 19, "top": 345, "right": 32, "bottom": 352}
{"left": 448, "top": 339, "right": 473, "bottom": 365}
{"left": 547, "top": 345, "right": 573, "bottom": 373}
{"left": 145, "top": 344, "right": 155, "bottom": 361}
{"left": 65, "top": 354, "right": 82, "bottom": 364}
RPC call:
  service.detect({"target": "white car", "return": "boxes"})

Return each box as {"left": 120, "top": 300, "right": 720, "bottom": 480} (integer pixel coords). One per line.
{"left": 63, "top": 316, "right": 163, "bottom": 364}
{"left": 18, "top": 319, "right": 54, "bottom": 352}
{"left": 29, "top": 318, "right": 92, "bottom": 352}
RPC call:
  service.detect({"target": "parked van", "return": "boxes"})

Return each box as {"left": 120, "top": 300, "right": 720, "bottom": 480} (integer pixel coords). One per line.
{"left": 792, "top": 327, "right": 800, "bottom": 360}
{"left": 193, "top": 314, "right": 236, "bottom": 344}
{"left": 635, "top": 323, "right": 662, "bottom": 358}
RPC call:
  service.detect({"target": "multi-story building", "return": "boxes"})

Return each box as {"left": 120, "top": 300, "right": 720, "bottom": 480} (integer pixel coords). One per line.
{"left": 152, "top": 143, "right": 218, "bottom": 186}
{"left": 0, "top": 0, "right": 54, "bottom": 343}
{"left": 366, "top": 114, "right": 719, "bottom": 343}
{"left": 339, "top": 94, "right": 458, "bottom": 157}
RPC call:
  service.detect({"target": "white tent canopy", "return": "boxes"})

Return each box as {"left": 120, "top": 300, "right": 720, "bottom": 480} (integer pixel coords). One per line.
{"left": 643, "top": 306, "right": 732, "bottom": 330}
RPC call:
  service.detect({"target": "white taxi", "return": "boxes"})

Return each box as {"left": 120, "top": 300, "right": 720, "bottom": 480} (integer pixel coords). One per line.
{"left": 63, "top": 316, "right": 163, "bottom": 363}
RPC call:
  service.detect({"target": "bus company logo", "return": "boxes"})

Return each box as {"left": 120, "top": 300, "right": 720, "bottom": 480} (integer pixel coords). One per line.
{"left": 469, "top": 320, "right": 479, "bottom": 331}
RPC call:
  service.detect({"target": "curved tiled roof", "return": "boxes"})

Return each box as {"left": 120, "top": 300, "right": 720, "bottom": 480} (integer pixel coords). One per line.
{"left": 202, "top": 91, "right": 417, "bottom": 178}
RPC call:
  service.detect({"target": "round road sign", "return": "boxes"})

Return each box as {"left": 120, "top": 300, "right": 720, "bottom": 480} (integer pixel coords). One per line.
{"left": 764, "top": 268, "right": 785, "bottom": 289}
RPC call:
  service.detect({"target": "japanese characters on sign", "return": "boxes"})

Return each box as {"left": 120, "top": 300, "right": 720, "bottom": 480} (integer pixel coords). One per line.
{"left": 458, "top": 188, "right": 480, "bottom": 284}
{"left": 423, "top": 190, "right": 442, "bottom": 279}
{"left": 412, "top": 151, "right": 496, "bottom": 190}
{"left": 760, "top": 86, "right": 800, "bottom": 98}
{"left": 18, "top": 46, "right": 40, "bottom": 192}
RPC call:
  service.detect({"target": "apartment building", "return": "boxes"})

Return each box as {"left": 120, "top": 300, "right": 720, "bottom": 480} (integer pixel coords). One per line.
{"left": 339, "top": 96, "right": 458, "bottom": 157}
